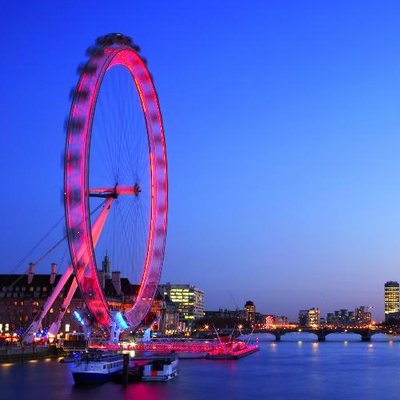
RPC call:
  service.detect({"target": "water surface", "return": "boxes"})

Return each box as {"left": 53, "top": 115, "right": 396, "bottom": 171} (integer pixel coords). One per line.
{"left": 1, "top": 342, "right": 400, "bottom": 400}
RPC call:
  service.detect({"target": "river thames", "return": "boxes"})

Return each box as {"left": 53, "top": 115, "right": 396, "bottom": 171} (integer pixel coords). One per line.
{"left": 1, "top": 336, "right": 400, "bottom": 400}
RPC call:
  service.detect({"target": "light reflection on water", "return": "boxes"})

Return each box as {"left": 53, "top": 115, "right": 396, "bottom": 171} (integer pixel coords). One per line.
{"left": 1, "top": 342, "right": 400, "bottom": 399}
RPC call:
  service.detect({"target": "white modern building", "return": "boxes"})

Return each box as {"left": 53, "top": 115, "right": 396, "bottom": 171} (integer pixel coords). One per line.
{"left": 159, "top": 283, "right": 204, "bottom": 324}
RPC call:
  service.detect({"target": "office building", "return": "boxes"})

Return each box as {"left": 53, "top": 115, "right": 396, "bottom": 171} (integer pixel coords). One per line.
{"left": 0, "top": 260, "right": 183, "bottom": 339}
{"left": 244, "top": 300, "right": 256, "bottom": 323}
{"left": 160, "top": 283, "right": 205, "bottom": 324}
{"left": 384, "top": 281, "right": 399, "bottom": 321}
{"left": 298, "top": 308, "right": 320, "bottom": 328}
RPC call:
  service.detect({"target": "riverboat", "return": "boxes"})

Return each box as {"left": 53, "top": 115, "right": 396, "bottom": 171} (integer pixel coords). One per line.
{"left": 142, "top": 355, "right": 178, "bottom": 381}
{"left": 206, "top": 339, "right": 259, "bottom": 360}
{"left": 72, "top": 352, "right": 124, "bottom": 384}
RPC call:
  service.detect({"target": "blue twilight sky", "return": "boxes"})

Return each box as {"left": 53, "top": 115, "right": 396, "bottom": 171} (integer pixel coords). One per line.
{"left": 1, "top": 1, "right": 400, "bottom": 321}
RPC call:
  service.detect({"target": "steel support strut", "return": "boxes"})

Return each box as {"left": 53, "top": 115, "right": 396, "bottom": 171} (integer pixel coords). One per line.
{"left": 22, "top": 198, "right": 113, "bottom": 344}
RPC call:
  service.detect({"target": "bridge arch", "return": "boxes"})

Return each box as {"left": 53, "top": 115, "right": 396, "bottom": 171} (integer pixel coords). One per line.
{"left": 325, "top": 332, "right": 362, "bottom": 341}
{"left": 280, "top": 332, "right": 318, "bottom": 342}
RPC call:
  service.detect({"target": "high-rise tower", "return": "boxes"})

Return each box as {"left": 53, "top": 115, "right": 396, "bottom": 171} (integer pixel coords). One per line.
{"left": 384, "top": 281, "right": 399, "bottom": 321}
{"left": 244, "top": 300, "right": 256, "bottom": 323}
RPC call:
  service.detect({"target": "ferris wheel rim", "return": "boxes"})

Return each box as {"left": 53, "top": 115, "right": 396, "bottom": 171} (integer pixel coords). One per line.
{"left": 64, "top": 34, "right": 168, "bottom": 330}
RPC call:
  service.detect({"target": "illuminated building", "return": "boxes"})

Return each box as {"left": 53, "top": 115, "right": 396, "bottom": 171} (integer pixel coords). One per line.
{"left": 355, "top": 306, "right": 371, "bottom": 325}
{"left": 326, "top": 306, "right": 372, "bottom": 326}
{"left": 265, "top": 314, "right": 289, "bottom": 327}
{"left": 298, "top": 308, "right": 320, "bottom": 328}
{"left": 0, "top": 263, "right": 83, "bottom": 338}
{"left": 265, "top": 315, "right": 274, "bottom": 328}
{"left": 244, "top": 300, "right": 256, "bottom": 323}
{"left": 384, "top": 281, "right": 399, "bottom": 322}
{"left": 159, "top": 284, "right": 204, "bottom": 326}
{"left": 0, "top": 260, "right": 182, "bottom": 339}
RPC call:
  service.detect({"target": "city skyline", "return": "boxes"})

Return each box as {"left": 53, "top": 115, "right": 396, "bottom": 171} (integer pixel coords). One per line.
{"left": 2, "top": 2, "right": 400, "bottom": 321}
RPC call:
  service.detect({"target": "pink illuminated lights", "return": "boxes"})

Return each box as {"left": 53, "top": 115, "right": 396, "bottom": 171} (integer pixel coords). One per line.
{"left": 64, "top": 39, "right": 168, "bottom": 330}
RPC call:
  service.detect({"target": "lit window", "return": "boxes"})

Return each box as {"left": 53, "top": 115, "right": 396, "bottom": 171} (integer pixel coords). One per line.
{"left": 65, "top": 324, "right": 70, "bottom": 332}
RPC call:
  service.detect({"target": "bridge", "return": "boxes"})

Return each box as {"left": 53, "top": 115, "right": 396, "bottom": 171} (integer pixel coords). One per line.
{"left": 246, "top": 328, "right": 396, "bottom": 342}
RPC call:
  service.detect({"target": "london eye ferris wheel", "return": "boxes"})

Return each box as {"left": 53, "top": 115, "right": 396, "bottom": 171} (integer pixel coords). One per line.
{"left": 64, "top": 33, "right": 168, "bottom": 332}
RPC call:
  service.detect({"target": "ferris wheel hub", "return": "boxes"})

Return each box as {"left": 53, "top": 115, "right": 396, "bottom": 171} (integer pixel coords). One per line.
{"left": 89, "top": 184, "right": 141, "bottom": 198}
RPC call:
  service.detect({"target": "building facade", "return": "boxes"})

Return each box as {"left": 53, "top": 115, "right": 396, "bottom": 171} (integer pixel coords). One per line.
{"left": 354, "top": 306, "right": 372, "bottom": 325}
{"left": 298, "top": 308, "right": 320, "bottom": 328}
{"left": 244, "top": 300, "right": 256, "bottom": 323}
{"left": 159, "top": 284, "right": 204, "bottom": 327}
{"left": 384, "top": 281, "right": 400, "bottom": 322}
{"left": 265, "top": 314, "right": 290, "bottom": 328}
{"left": 0, "top": 263, "right": 83, "bottom": 339}
{"left": 0, "top": 261, "right": 184, "bottom": 341}
{"left": 326, "top": 306, "right": 372, "bottom": 327}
